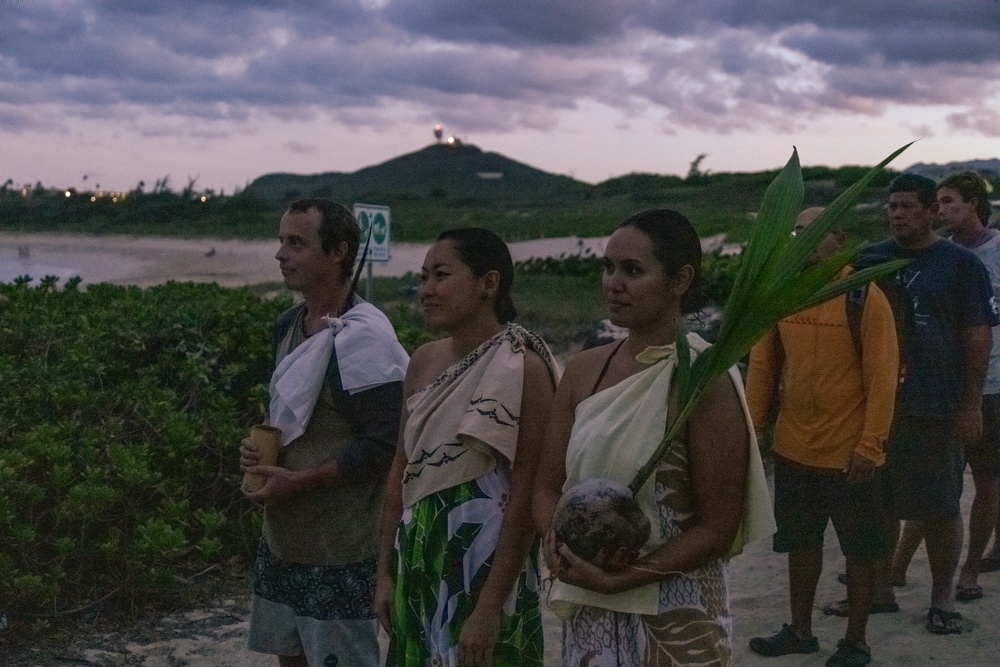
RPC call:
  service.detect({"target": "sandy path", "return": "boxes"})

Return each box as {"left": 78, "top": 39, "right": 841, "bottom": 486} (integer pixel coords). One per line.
{"left": 22, "top": 467, "right": 998, "bottom": 666}
{"left": 730, "top": 468, "right": 999, "bottom": 667}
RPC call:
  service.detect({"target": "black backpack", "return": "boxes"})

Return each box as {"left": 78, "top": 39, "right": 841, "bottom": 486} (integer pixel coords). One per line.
{"left": 844, "top": 277, "right": 914, "bottom": 386}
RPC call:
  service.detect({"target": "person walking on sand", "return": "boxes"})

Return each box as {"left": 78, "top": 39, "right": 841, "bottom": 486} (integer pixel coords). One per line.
{"left": 240, "top": 198, "right": 409, "bottom": 667}
{"left": 746, "top": 208, "right": 900, "bottom": 667}
{"left": 887, "top": 172, "right": 1000, "bottom": 604}
{"left": 854, "top": 174, "right": 996, "bottom": 635}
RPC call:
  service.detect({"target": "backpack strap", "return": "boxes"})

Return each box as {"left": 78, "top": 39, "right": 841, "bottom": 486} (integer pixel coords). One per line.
{"left": 845, "top": 283, "right": 869, "bottom": 358}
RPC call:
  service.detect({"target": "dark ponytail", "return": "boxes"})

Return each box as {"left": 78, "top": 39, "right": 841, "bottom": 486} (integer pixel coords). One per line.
{"left": 437, "top": 227, "right": 517, "bottom": 323}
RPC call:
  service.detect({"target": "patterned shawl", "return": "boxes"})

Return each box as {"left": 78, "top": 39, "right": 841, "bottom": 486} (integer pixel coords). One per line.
{"left": 401, "top": 323, "right": 559, "bottom": 508}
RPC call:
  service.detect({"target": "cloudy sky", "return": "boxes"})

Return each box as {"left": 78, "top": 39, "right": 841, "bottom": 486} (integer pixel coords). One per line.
{"left": 3, "top": 0, "right": 1000, "bottom": 193}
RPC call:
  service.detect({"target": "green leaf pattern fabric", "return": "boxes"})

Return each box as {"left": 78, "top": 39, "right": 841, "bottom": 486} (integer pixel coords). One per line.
{"left": 390, "top": 467, "right": 543, "bottom": 666}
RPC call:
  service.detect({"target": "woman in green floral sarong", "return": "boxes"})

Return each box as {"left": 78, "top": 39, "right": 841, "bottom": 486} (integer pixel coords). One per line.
{"left": 375, "top": 228, "right": 559, "bottom": 667}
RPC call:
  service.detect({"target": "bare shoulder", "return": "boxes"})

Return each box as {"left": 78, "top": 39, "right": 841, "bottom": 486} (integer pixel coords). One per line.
{"left": 557, "top": 341, "right": 622, "bottom": 403}
{"left": 565, "top": 341, "right": 620, "bottom": 379}
{"left": 523, "top": 347, "right": 553, "bottom": 378}
{"left": 522, "top": 347, "right": 560, "bottom": 393}
{"left": 702, "top": 370, "right": 742, "bottom": 407}
{"left": 404, "top": 338, "right": 451, "bottom": 397}
{"left": 690, "top": 371, "right": 746, "bottom": 432}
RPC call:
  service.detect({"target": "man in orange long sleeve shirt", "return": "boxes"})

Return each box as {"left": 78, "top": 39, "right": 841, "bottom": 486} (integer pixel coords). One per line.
{"left": 747, "top": 208, "right": 899, "bottom": 667}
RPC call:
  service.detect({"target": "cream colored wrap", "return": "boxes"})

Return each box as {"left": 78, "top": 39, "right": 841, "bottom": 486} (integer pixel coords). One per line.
{"left": 401, "top": 324, "right": 560, "bottom": 509}
{"left": 550, "top": 332, "right": 775, "bottom": 617}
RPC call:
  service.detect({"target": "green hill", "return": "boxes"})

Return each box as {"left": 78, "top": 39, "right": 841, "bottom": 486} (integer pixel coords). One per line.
{"left": 244, "top": 142, "right": 591, "bottom": 205}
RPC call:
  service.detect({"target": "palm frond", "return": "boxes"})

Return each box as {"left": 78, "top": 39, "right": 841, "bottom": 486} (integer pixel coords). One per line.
{"left": 628, "top": 144, "right": 913, "bottom": 496}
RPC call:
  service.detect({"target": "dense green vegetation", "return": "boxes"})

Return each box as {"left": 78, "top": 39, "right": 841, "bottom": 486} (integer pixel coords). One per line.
{"left": 1, "top": 147, "right": 920, "bottom": 244}
{"left": 0, "top": 279, "right": 282, "bottom": 627}
{"left": 0, "top": 278, "right": 437, "bottom": 638}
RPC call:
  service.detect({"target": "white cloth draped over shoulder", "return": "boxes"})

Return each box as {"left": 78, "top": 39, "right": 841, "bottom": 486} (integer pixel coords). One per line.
{"left": 268, "top": 302, "right": 409, "bottom": 447}
{"left": 401, "top": 323, "right": 560, "bottom": 509}
{"left": 551, "top": 331, "right": 775, "bottom": 617}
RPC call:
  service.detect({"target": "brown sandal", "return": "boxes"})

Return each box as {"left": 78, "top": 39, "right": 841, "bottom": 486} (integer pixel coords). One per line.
{"left": 926, "top": 607, "right": 962, "bottom": 634}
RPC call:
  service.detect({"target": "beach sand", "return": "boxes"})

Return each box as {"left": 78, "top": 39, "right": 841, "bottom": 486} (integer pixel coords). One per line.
{"left": 46, "top": 467, "right": 996, "bottom": 666}
{"left": 5, "top": 232, "right": 998, "bottom": 665}
{"left": 730, "top": 467, "right": 999, "bottom": 667}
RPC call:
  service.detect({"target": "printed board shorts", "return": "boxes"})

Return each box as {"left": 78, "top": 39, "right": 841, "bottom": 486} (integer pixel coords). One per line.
{"left": 966, "top": 393, "right": 1000, "bottom": 478}
{"left": 772, "top": 454, "right": 892, "bottom": 561}
{"left": 887, "top": 417, "right": 964, "bottom": 521}
{"left": 246, "top": 539, "right": 380, "bottom": 666}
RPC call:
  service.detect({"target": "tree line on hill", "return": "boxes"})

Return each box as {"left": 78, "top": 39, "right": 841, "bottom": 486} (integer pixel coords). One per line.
{"left": 2, "top": 145, "right": 997, "bottom": 244}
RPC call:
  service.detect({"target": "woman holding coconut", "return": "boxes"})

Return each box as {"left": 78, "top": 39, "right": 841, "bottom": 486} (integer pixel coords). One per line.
{"left": 534, "top": 209, "right": 772, "bottom": 666}
{"left": 375, "top": 228, "right": 559, "bottom": 667}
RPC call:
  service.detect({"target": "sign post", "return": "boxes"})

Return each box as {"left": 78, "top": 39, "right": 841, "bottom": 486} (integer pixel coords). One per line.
{"left": 352, "top": 204, "right": 390, "bottom": 302}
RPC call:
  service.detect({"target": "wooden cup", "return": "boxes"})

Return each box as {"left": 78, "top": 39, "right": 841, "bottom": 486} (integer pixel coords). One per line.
{"left": 242, "top": 424, "right": 282, "bottom": 493}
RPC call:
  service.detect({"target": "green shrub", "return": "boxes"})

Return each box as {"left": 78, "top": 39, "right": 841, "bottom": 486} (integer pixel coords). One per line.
{"left": 0, "top": 279, "right": 290, "bottom": 620}
{"left": 700, "top": 251, "right": 742, "bottom": 306}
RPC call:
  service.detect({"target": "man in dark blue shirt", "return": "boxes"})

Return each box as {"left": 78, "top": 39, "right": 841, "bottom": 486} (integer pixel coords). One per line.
{"left": 855, "top": 174, "right": 996, "bottom": 636}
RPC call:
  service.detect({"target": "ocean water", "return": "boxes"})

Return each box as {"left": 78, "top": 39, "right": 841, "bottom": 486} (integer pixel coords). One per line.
{"left": 0, "top": 234, "right": 739, "bottom": 286}
{"left": 0, "top": 245, "right": 148, "bottom": 285}
{"left": 0, "top": 259, "right": 81, "bottom": 284}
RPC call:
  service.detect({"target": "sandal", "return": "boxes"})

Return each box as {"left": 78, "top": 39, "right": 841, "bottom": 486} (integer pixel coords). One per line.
{"left": 825, "top": 638, "right": 871, "bottom": 667}
{"left": 926, "top": 607, "right": 962, "bottom": 634}
{"left": 748, "top": 624, "right": 819, "bottom": 656}
{"left": 956, "top": 584, "right": 983, "bottom": 602}
{"left": 980, "top": 554, "right": 1000, "bottom": 573}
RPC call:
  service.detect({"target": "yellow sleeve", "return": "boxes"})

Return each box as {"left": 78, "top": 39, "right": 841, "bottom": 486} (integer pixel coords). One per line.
{"left": 856, "top": 285, "right": 900, "bottom": 466}
{"left": 745, "top": 327, "right": 780, "bottom": 437}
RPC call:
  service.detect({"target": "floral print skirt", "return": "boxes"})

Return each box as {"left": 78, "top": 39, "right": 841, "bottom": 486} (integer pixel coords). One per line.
{"left": 561, "top": 452, "right": 733, "bottom": 667}
{"left": 390, "top": 467, "right": 543, "bottom": 667}
{"left": 561, "top": 561, "right": 731, "bottom": 667}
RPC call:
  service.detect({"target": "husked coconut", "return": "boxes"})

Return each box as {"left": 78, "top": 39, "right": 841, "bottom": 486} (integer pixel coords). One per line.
{"left": 552, "top": 478, "right": 650, "bottom": 572}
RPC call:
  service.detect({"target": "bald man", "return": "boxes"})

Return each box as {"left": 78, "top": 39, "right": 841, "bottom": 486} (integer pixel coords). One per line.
{"left": 747, "top": 208, "right": 900, "bottom": 667}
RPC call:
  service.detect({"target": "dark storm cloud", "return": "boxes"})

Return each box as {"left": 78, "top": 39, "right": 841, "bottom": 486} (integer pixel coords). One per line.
{"left": 1, "top": 0, "right": 998, "bottom": 139}
{"left": 383, "top": 0, "right": 644, "bottom": 46}
{"left": 783, "top": 25, "right": 1000, "bottom": 68}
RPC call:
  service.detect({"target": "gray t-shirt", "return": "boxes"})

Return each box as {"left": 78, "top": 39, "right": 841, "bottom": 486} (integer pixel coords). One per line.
{"left": 967, "top": 229, "right": 1000, "bottom": 395}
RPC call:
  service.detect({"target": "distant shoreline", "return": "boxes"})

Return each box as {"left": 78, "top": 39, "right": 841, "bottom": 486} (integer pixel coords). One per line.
{"left": 0, "top": 232, "right": 609, "bottom": 287}
{"left": 0, "top": 231, "right": 738, "bottom": 288}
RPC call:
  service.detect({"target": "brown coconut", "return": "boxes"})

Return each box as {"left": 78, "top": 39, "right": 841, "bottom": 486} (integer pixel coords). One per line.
{"left": 552, "top": 478, "right": 651, "bottom": 571}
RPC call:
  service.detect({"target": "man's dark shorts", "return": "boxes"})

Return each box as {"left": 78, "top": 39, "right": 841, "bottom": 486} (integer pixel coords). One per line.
{"left": 887, "top": 417, "right": 964, "bottom": 521}
{"left": 967, "top": 394, "right": 1000, "bottom": 478}
{"left": 772, "top": 454, "right": 892, "bottom": 561}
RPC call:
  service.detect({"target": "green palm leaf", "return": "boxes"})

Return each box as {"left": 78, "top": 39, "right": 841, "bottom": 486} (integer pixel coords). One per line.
{"left": 628, "top": 144, "right": 913, "bottom": 495}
